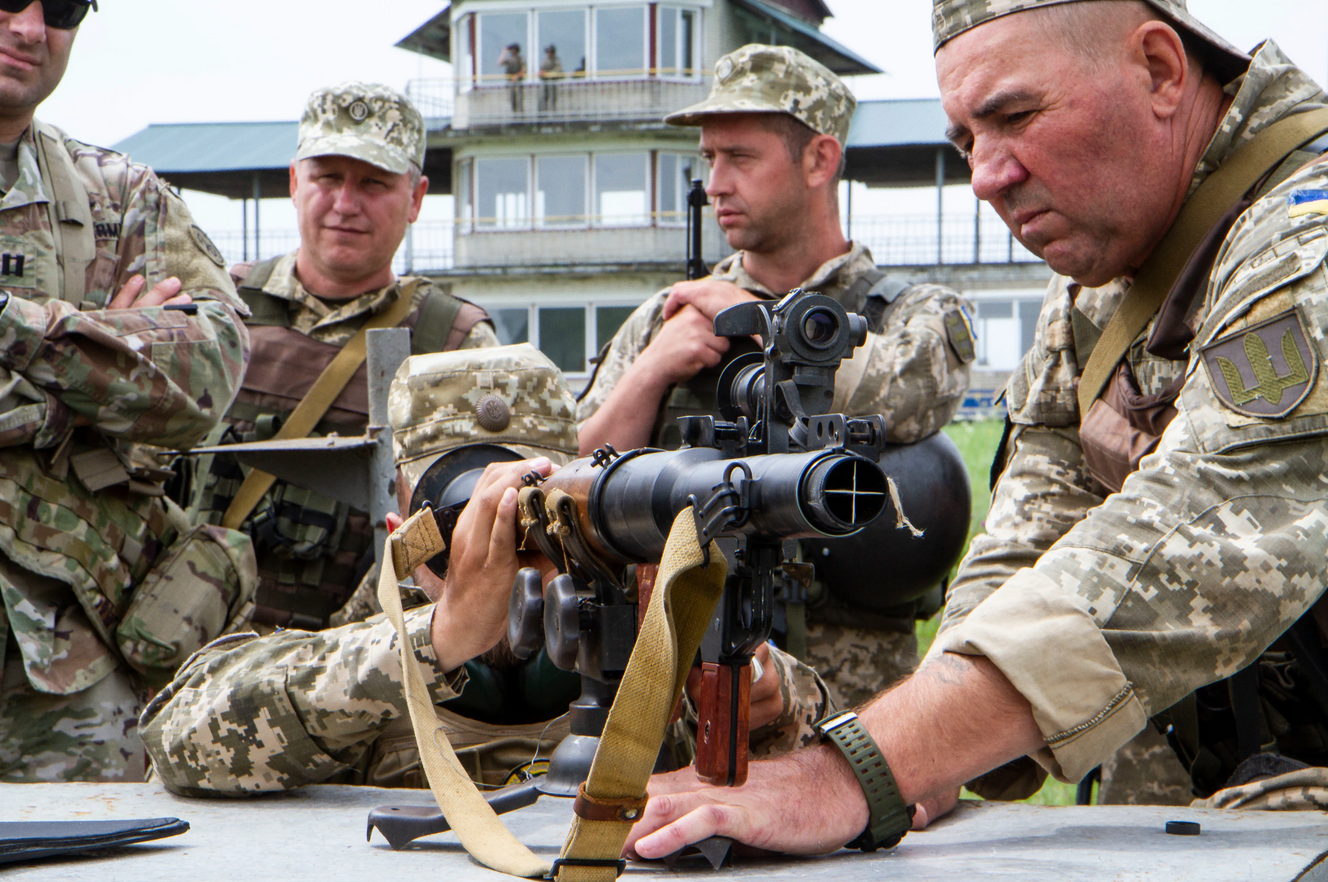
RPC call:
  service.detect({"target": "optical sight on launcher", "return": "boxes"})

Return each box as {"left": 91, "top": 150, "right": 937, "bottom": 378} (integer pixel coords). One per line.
{"left": 508, "top": 289, "right": 892, "bottom": 792}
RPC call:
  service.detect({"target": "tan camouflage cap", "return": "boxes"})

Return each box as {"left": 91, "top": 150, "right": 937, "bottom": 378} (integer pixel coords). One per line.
{"left": 296, "top": 82, "right": 426, "bottom": 176}
{"left": 390, "top": 343, "right": 580, "bottom": 493}
{"left": 665, "top": 44, "right": 856, "bottom": 146}
{"left": 932, "top": 0, "right": 1249, "bottom": 77}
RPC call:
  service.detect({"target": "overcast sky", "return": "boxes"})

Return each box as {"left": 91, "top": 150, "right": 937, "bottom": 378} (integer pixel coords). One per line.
{"left": 34, "top": 0, "right": 1328, "bottom": 234}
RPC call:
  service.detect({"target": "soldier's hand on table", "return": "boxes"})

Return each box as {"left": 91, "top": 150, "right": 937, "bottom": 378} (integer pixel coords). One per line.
{"left": 108, "top": 274, "right": 193, "bottom": 310}
{"left": 626, "top": 747, "right": 867, "bottom": 859}
{"left": 662, "top": 279, "right": 762, "bottom": 322}
{"left": 424, "top": 457, "right": 554, "bottom": 671}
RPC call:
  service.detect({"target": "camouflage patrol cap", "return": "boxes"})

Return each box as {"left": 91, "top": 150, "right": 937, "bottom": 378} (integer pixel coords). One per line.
{"left": 390, "top": 344, "right": 580, "bottom": 493}
{"left": 665, "top": 44, "right": 856, "bottom": 146}
{"left": 932, "top": 0, "right": 1249, "bottom": 78}
{"left": 296, "top": 82, "right": 427, "bottom": 176}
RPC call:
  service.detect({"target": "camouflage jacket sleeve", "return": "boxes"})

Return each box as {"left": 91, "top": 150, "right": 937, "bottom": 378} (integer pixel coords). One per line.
{"left": 930, "top": 168, "right": 1328, "bottom": 786}
{"left": 748, "top": 645, "right": 833, "bottom": 756}
{"left": 139, "top": 605, "right": 463, "bottom": 796}
{"left": 458, "top": 319, "right": 501, "bottom": 350}
{"left": 575, "top": 291, "right": 668, "bottom": 425}
{"left": 835, "top": 283, "right": 974, "bottom": 444}
{"left": 0, "top": 167, "right": 248, "bottom": 452}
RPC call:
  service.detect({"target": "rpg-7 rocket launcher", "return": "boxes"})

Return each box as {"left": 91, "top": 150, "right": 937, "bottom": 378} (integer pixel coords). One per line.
{"left": 509, "top": 289, "right": 893, "bottom": 788}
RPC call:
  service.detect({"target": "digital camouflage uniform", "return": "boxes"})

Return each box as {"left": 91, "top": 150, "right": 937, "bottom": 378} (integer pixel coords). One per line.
{"left": 142, "top": 344, "right": 831, "bottom": 794}
{"left": 176, "top": 84, "right": 498, "bottom": 632}
{"left": 0, "top": 121, "right": 254, "bottom": 782}
{"left": 581, "top": 46, "right": 976, "bottom": 710}
{"left": 931, "top": 1, "right": 1328, "bottom": 810}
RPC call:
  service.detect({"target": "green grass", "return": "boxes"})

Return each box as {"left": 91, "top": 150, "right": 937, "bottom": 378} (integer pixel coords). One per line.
{"left": 922, "top": 419, "right": 1078, "bottom": 807}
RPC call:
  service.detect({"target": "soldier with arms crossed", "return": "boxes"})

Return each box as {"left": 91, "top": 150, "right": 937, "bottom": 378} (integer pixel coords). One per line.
{"left": 579, "top": 45, "right": 975, "bottom": 710}
{"left": 625, "top": 0, "right": 1328, "bottom": 858}
{"left": 178, "top": 83, "right": 497, "bottom": 634}
{"left": 0, "top": 0, "right": 253, "bottom": 782}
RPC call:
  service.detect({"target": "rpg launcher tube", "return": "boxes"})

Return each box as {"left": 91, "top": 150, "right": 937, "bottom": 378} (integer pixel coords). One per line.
{"left": 554, "top": 446, "right": 889, "bottom": 565}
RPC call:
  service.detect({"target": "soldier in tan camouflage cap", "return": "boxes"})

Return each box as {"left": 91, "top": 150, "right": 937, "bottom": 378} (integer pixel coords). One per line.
{"left": 296, "top": 81, "right": 427, "bottom": 176}
{"left": 932, "top": 0, "right": 1248, "bottom": 78}
{"left": 143, "top": 344, "right": 579, "bottom": 794}
{"left": 581, "top": 43, "right": 974, "bottom": 710}
{"left": 621, "top": 0, "right": 1328, "bottom": 863}
{"left": 391, "top": 343, "right": 579, "bottom": 496}
{"left": 175, "top": 81, "right": 496, "bottom": 631}
{"left": 664, "top": 44, "right": 856, "bottom": 145}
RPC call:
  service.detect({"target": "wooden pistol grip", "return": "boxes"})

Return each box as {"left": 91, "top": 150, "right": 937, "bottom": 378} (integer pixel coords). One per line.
{"left": 695, "top": 661, "right": 752, "bottom": 787}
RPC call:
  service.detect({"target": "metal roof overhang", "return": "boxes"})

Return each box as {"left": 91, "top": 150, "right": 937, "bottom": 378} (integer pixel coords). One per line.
{"left": 395, "top": 5, "right": 452, "bottom": 63}
{"left": 844, "top": 99, "right": 970, "bottom": 187}
{"left": 112, "top": 121, "right": 453, "bottom": 199}
{"left": 113, "top": 99, "right": 970, "bottom": 198}
{"left": 731, "top": 0, "right": 880, "bottom": 75}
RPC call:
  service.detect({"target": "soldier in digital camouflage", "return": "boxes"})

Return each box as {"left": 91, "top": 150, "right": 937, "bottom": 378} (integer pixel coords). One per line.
{"left": 141, "top": 345, "right": 829, "bottom": 794}
{"left": 0, "top": 0, "right": 256, "bottom": 783}
{"left": 172, "top": 82, "right": 498, "bottom": 635}
{"left": 577, "top": 44, "right": 976, "bottom": 711}
{"left": 619, "top": 0, "right": 1328, "bottom": 859}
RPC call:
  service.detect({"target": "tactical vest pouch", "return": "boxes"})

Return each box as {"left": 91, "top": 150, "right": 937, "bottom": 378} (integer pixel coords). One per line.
{"left": 115, "top": 523, "right": 256, "bottom": 686}
{"left": 250, "top": 480, "right": 349, "bottom": 561}
{"left": 1079, "top": 359, "right": 1182, "bottom": 493}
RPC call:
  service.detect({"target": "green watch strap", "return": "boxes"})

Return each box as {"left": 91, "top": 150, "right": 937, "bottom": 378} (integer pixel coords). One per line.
{"left": 815, "top": 710, "right": 912, "bottom": 851}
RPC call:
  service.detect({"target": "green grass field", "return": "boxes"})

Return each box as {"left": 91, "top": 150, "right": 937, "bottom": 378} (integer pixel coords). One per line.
{"left": 929, "top": 419, "right": 1079, "bottom": 807}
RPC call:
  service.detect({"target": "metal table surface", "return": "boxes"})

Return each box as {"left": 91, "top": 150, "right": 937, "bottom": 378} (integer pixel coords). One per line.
{"left": 4, "top": 783, "right": 1328, "bottom": 881}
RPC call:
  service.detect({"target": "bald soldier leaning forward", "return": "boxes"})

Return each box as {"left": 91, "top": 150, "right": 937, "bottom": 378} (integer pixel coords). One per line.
{"left": 578, "top": 45, "right": 975, "bottom": 709}
{"left": 619, "top": 0, "right": 1328, "bottom": 859}
{"left": 142, "top": 346, "right": 829, "bottom": 793}
{"left": 173, "top": 83, "right": 497, "bottom": 633}
{"left": 0, "top": 0, "right": 254, "bottom": 782}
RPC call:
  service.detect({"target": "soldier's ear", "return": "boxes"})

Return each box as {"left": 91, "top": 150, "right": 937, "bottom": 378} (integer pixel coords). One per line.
{"left": 805, "top": 135, "right": 842, "bottom": 190}
{"left": 289, "top": 162, "right": 299, "bottom": 200}
{"left": 409, "top": 175, "right": 429, "bottom": 223}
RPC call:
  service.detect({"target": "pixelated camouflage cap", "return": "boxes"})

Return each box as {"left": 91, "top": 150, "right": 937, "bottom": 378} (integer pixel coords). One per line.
{"left": 665, "top": 44, "right": 856, "bottom": 145}
{"left": 296, "top": 82, "right": 426, "bottom": 176}
{"left": 390, "top": 343, "right": 580, "bottom": 493}
{"left": 932, "top": 0, "right": 1248, "bottom": 78}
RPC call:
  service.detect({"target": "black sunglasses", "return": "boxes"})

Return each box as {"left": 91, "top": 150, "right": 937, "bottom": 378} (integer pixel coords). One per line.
{"left": 0, "top": 0, "right": 96, "bottom": 30}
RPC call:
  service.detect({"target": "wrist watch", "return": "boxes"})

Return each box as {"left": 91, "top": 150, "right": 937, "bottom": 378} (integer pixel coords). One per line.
{"left": 815, "top": 710, "right": 913, "bottom": 851}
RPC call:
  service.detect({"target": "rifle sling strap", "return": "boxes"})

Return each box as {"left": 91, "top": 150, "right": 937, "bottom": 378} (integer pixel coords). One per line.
{"left": 220, "top": 279, "right": 423, "bottom": 530}
{"left": 380, "top": 505, "right": 727, "bottom": 881}
{"left": 1076, "top": 107, "right": 1328, "bottom": 418}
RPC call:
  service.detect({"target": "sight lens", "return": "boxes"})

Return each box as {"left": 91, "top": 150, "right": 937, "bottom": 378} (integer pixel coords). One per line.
{"left": 801, "top": 308, "right": 839, "bottom": 347}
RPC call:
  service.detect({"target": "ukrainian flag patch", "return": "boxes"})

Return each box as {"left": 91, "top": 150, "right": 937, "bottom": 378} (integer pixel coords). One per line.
{"left": 1288, "top": 189, "right": 1328, "bottom": 218}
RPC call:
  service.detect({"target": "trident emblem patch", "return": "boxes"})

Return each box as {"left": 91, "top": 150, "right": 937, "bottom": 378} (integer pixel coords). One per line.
{"left": 1201, "top": 309, "right": 1319, "bottom": 418}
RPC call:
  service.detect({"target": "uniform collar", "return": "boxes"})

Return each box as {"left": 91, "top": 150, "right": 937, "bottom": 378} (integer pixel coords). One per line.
{"left": 711, "top": 241, "right": 875, "bottom": 298}
{"left": 0, "top": 126, "right": 50, "bottom": 212}
{"left": 1188, "top": 40, "right": 1328, "bottom": 199}
{"left": 263, "top": 249, "right": 403, "bottom": 331}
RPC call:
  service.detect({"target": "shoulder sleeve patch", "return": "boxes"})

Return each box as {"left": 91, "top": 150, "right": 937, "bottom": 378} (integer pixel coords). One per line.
{"left": 944, "top": 307, "right": 976, "bottom": 364}
{"left": 189, "top": 224, "right": 226, "bottom": 269}
{"left": 1201, "top": 308, "right": 1318, "bottom": 419}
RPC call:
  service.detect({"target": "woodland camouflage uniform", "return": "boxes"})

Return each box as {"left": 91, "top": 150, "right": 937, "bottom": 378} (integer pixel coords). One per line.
{"left": 175, "top": 83, "right": 497, "bottom": 632}
{"left": 0, "top": 121, "right": 254, "bottom": 782}
{"left": 142, "top": 345, "right": 830, "bottom": 794}
{"left": 580, "top": 46, "right": 976, "bottom": 709}
{"left": 932, "top": 0, "right": 1328, "bottom": 810}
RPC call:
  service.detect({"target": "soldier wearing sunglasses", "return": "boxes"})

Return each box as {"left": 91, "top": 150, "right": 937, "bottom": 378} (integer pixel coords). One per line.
{"left": 0, "top": 0, "right": 255, "bottom": 783}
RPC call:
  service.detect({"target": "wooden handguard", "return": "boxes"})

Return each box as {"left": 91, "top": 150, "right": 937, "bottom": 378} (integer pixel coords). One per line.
{"left": 695, "top": 661, "right": 752, "bottom": 787}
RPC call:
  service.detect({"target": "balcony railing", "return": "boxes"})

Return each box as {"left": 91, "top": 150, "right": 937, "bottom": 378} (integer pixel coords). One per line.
{"left": 406, "top": 74, "right": 712, "bottom": 129}
{"left": 207, "top": 212, "right": 1041, "bottom": 276}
